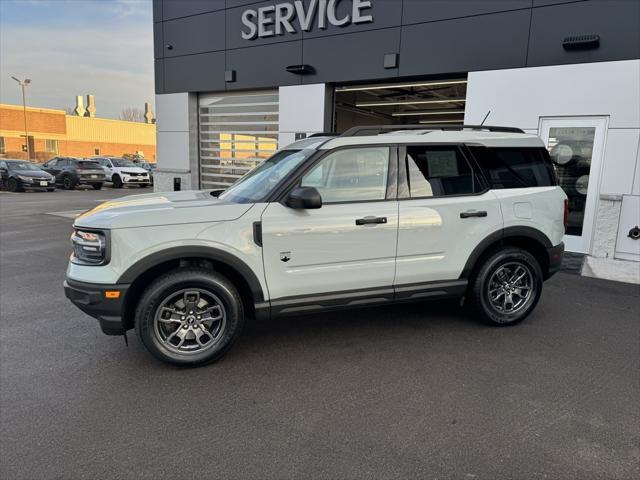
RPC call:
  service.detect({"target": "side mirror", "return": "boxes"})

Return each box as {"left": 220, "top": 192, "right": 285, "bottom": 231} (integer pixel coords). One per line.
{"left": 287, "top": 187, "right": 322, "bottom": 209}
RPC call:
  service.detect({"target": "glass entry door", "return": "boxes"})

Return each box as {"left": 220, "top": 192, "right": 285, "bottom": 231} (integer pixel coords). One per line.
{"left": 539, "top": 117, "right": 608, "bottom": 253}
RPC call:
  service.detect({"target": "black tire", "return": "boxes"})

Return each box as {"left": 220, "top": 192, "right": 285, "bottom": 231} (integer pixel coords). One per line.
{"left": 91, "top": 183, "right": 103, "bottom": 190}
{"left": 468, "top": 247, "right": 543, "bottom": 326}
{"left": 112, "top": 175, "right": 123, "bottom": 188}
{"left": 135, "top": 268, "right": 244, "bottom": 367}
{"left": 62, "top": 175, "right": 76, "bottom": 190}
{"left": 7, "top": 178, "right": 22, "bottom": 192}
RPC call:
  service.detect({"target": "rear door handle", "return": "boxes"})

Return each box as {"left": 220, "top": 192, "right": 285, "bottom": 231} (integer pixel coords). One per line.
{"left": 355, "top": 216, "right": 388, "bottom": 226}
{"left": 460, "top": 210, "right": 487, "bottom": 219}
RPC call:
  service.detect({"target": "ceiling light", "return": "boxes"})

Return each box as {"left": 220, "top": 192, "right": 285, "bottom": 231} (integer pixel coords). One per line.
{"left": 336, "top": 80, "right": 467, "bottom": 92}
{"left": 356, "top": 99, "right": 466, "bottom": 107}
{"left": 392, "top": 110, "right": 465, "bottom": 117}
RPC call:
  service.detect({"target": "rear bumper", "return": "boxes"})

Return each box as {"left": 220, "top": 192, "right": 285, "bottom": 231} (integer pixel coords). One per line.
{"left": 64, "top": 278, "right": 130, "bottom": 335}
{"left": 546, "top": 242, "right": 565, "bottom": 279}
{"left": 77, "top": 177, "right": 106, "bottom": 184}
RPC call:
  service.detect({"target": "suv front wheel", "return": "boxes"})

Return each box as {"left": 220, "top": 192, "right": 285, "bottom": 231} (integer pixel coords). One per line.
{"left": 135, "top": 268, "right": 244, "bottom": 366}
{"left": 468, "top": 247, "right": 543, "bottom": 326}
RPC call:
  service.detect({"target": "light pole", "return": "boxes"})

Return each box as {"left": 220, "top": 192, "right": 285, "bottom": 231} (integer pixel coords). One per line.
{"left": 11, "top": 76, "right": 31, "bottom": 160}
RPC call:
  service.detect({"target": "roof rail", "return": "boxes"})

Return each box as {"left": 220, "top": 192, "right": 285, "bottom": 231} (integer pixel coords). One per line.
{"left": 308, "top": 132, "right": 339, "bottom": 138}
{"left": 339, "top": 124, "right": 525, "bottom": 137}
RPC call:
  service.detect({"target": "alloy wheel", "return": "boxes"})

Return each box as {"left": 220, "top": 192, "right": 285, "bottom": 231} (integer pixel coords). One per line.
{"left": 486, "top": 262, "right": 534, "bottom": 315}
{"left": 153, "top": 288, "right": 226, "bottom": 356}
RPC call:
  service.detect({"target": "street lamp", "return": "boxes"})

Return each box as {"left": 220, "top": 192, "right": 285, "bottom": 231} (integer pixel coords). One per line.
{"left": 11, "top": 76, "right": 31, "bottom": 160}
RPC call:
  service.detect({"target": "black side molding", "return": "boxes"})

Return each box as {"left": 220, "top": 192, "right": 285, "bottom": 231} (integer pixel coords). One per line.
{"left": 253, "top": 221, "right": 262, "bottom": 247}
{"left": 270, "top": 280, "right": 467, "bottom": 317}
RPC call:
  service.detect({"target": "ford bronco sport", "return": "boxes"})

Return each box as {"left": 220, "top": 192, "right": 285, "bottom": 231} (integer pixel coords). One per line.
{"left": 64, "top": 125, "right": 566, "bottom": 366}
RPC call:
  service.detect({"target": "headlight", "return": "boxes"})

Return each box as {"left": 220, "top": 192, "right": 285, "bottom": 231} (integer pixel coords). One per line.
{"left": 18, "top": 175, "right": 33, "bottom": 182}
{"left": 70, "top": 229, "right": 109, "bottom": 265}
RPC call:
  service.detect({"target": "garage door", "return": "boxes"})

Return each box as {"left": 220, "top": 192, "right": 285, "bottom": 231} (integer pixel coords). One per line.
{"left": 199, "top": 90, "right": 279, "bottom": 189}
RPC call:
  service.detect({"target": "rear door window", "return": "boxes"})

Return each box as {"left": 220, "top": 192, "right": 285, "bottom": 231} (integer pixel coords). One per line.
{"left": 404, "top": 145, "right": 483, "bottom": 197}
{"left": 469, "top": 147, "right": 556, "bottom": 188}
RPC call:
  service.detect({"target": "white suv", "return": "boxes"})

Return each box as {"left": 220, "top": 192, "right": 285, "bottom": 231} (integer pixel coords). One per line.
{"left": 65, "top": 126, "right": 567, "bottom": 366}
{"left": 93, "top": 157, "right": 151, "bottom": 188}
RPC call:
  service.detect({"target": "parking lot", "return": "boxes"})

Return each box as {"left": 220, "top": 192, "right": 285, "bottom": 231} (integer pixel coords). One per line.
{"left": 1, "top": 188, "right": 639, "bottom": 480}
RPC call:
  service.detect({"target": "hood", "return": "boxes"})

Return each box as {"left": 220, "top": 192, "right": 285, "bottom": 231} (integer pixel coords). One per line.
{"left": 74, "top": 190, "right": 253, "bottom": 229}
{"left": 14, "top": 169, "right": 51, "bottom": 178}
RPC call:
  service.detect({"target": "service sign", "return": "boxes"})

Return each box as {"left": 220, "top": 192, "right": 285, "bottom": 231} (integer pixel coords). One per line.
{"left": 241, "top": 0, "right": 374, "bottom": 40}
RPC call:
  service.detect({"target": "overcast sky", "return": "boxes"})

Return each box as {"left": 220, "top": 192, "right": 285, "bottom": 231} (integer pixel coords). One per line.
{"left": 0, "top": 0, "right": 154, "bottom": 119}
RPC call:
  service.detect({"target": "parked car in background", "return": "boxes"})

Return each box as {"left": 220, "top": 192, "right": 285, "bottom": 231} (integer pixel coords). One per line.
{"left": 0, "top": 159, "right": 56, "bottom": 192}
{"left": 41, "top": 157, "right": 105, "bottom": 190}
{"left": 132, "top": 159, "right": 156, "bottom": 185}
{"left": 93, "top": 157, "right": 151, "bottom": 188}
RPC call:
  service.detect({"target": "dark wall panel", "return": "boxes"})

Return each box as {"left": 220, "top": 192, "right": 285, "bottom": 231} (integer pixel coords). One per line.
{"left": 226, "top": 42, "right": 303, "bottom": 90}
{"left": 162, "top": 0, "right": 225, "bottom": 20}
{"left": 153, "top": 0, "right": 162, "bottom": 23}
{"left": 153, "top": 22, "right": 164, "bottom": 59}
{"left": 532, "top": 0, "right": 586, "bottom": 6}
{"left": 155, "top": 59, "right": 165, "bottom": 94}
{"left": 528, "top": 0, "right": 640, "bottom": 66}
{"left": 153, "top": 0, "right": 640, "bottom": 94}
{"left": 226, "top": 0, "right": 263, "bottom": 7}
{"left": 301, "top": 0, "right": 402, "bottom": 39}
{"left": 402, "top": 0, "right": 531, "bottom": 24}
{"left": 163, "top": 11, "right": 225, "bottom": 57}
{"left": 226, "top": 0, "right": 303, "bottom": 49}
{"left": 400, "top": 10, "right": 530, "bottom": 76}
{"left": 302, "top": 28, "right": 401, "bottom": 84}
{"left": 164, "top": 52, "right": 226, "bottom": 93}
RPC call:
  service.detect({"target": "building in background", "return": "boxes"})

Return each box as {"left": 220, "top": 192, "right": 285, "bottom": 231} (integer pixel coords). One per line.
{"left": 0, "top": 96, "right": 156, "bottom": 162}
{"left": 152, "top": 0, "right": 639, "bottom": 281}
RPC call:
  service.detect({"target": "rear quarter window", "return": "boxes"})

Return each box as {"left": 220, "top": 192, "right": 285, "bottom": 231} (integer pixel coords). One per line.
{"left": 469, "top": 147, "right": 556, "bottom": 188}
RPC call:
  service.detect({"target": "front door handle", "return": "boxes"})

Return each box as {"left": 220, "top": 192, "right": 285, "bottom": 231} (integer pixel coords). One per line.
{"left": 355, "top": 216, "right": 388, "bottom": 226}
{"left": 460, "top": 210, "right": 488, "bottom": 219}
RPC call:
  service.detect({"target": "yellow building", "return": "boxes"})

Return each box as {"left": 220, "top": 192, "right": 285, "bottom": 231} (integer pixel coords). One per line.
{"left": 0, "top": 101, "right": 156, "bottom": 162}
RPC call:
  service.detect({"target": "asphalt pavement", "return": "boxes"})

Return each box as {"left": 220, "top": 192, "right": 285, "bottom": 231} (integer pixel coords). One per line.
{"left": 1, "top": 188, "right": 639, "bottom": 480}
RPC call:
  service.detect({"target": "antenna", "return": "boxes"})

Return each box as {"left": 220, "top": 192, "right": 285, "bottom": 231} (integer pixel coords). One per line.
{"left": 480, "top": 110, "right": 491, "bottom": 126}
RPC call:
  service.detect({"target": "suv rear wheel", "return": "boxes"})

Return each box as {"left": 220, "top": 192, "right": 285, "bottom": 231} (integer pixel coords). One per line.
{"left": 468, "top": 247, "right": 543, "bottom": 326}
{"left": 135, "top": 268, "right": 244, "bottom": 366}
{"left": 62, "top": 175, "right": 76, "bottom": 190}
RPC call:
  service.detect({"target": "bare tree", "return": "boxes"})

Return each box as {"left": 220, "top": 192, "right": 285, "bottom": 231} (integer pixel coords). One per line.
{"left": 119, "top": 107, "right": 145, "bottom": 122}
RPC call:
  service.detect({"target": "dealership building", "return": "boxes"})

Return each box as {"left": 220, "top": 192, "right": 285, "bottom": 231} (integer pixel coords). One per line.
{"left": 152, "top": 0, "right": 640, "bottom": 281}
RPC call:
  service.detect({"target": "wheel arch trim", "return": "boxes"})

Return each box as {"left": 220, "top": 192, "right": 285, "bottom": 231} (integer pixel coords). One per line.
{"left": 117, "top": 246, "right": 265, "bottom": 303}
{"left": 460, "top": 226, "right": 553, "bottom": 279}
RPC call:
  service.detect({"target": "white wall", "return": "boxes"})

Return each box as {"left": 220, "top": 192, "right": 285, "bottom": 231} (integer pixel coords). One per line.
{"left": 465, "top": 60, "right": 640, "bottom": 262}
{"left": 278, "top": 84, "right": 332, "bottom": 147}
{"left": 154, "top": 92, "right": 199, "bottom": 191}
{"left": 465, "top": 60, "right": 640, "bottom": 129}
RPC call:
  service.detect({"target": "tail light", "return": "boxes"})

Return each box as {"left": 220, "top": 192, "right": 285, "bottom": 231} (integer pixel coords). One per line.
{"left": 563, "top": 199, "right": 569, "bottom": 232}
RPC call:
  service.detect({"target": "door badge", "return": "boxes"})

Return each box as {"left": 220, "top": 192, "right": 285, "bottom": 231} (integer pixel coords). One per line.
{"left": 280, "top": 252, "right": 291, "bottom": 263}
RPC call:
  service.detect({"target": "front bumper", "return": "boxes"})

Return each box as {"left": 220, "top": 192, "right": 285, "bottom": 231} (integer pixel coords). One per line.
{"left": 545, "top": 242, "right": 565, "bottom": 279}
{"left": 64, "top": 278, "right": 130, "bottom": 335}
{"left": 122, "top": 176, "right": 150, "bottom": 185}
{"left": 20, "top": 179, "right": 55, "bottom": 188}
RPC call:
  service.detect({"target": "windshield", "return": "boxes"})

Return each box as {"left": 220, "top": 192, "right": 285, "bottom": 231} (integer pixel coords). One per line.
{"left": 219, "top": 149, "right": 313, "bottom": 203}
{"left": 8, "top": 161, "right": 41, "bottom": 171}
{"left": 112, "top": 158, "right": 137, "bottom": 167}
